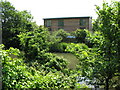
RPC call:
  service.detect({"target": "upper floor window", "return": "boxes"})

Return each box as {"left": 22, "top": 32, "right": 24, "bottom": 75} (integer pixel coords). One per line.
{"left": 80, "top": 19, "right": 87, "bottom": 26}
{"left": 58, "top": 20, "right": 64, "bottom": 27}
{"left": 45, "top": 20, "right": 51, "bottom": 27}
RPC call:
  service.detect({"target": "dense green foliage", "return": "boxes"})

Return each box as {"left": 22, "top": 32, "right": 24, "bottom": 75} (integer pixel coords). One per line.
{"left": 18, "top": 26, "right": 50, "bottom": 60}
{"left": 66, "top": 1, "right": 120, "bottom": 89}
{"left": 2, "top": 0, "right": 120, "bottom": 89}
{"left": 2, "top": 44, "right": 88, "bottom": 89}
{"left": 1, "top": 1, "right": 38, "bottom": 49}
{"left": 48, "top": 29, "right": 71, "bottom": 53}
{"left": 93, "top": 1, "right": 120, "bottom": 89}
{"left": 54, "top": 53, "right": 79, "bottom": 69}
{"left": 49, "top": 42, "right": 69, "bottom": 53}
{"left": 1, "top": 1, "right": 80, "bottom": 89}
{"left": 85, "top": 31, "right": 104, "bottom": 48}
{"left": 74, "top": 29, "right": 87, "bottom": 43}
{"left": 54, "top": 29, "right": 70, "bottom": 42}
{"left": 1, "top": 1, "right": 88, "bottom": 89}
{"left": 18, "top": 26, "right": 69, "bottom": 72}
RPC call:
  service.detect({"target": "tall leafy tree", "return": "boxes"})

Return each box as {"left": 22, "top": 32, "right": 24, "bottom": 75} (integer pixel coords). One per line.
{"left": 88, "top": 1, "right": 120, "bottom": 89}
{"left": 67, "top": 1, "right": 120, "bottom": 89}
{"left": 1, "top": 1, "right": 37, "bottom": 49}
{"left": 94, "top": 1, "right": 120, "bottom": 89}
{"left": 18, "top": 26, "right": 51, "bottom": 60}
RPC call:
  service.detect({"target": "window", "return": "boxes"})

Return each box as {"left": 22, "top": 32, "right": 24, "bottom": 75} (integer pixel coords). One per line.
{"left": 58, "top": 20, "right": 64, "bottom": 27}
{"left": 80, "top": 19, "right": 87, "bottom": 26}
{"left": 45, "top": 20, "right": 51, "bottom": 27}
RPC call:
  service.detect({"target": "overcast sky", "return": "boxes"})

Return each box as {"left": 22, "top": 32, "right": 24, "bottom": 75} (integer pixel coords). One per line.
{"left": 6, "top": 0, "right": 119, "bottom": 25}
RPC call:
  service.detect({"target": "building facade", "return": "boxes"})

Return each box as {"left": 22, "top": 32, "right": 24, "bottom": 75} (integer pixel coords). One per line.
{"left": 43, "top": 16, "right": 92, "bottom": 32}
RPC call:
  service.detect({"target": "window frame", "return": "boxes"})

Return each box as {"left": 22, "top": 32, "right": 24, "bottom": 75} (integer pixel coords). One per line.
{"left": 45, "top": 20, "right": 51, "bottom": 27}
{"left": 58, "top": 19, "right": 64, "bottom": 27}
{"left": 80, "top": 19, "right": 87, "bottom": 26}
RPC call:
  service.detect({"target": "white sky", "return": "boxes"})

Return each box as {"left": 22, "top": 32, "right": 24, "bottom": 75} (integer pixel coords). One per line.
{"left": 6, "top": 0, "right": 119, "bottom": 25}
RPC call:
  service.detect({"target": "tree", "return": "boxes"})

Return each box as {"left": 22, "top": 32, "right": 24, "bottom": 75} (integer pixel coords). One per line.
{"left": 1, "top": 1, "right": 37, "bottom": 49}
{"left": 94, "top": 1, "right": 120, "bottom": 89}
{"left": 18, "top": 26, "right": 50, "bottom": 60}
{"left": 88, "top": 1, "right": 120, "bottom": 89}
{"left": 18, "top": 26, "right": 68, "bottom": 72}
{"left": 67, "top": 1, "right": 120, "bottom": 89}
{"left": 95, "top": 2, "right": 120, "bottom": 89}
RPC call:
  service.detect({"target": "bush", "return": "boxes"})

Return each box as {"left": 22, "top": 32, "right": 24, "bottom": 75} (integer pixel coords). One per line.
{"left": 1, "top": 44, "right": 88, "bottom": 89}
{"left": 1, "top": 1, "right": 37, "bottom": 49}
{"left": 49, "top": 42, "right": 69, "bottom": 53}
{"left": 74, "top": 29, "right": 88, "bottom": 43}
{"left": 55, "top": 29, "right": 70, "bottom": 42}
{"left": 65, "top": 43, "right": 89, "bottom": 54}
{"left": 18, "top": 26, "right": 51, "bottom": 60}
{"left": 85, "top": 31, "right": 105, "bottom": 48}
{"left": 33, "top": 52, "right": 68, "bottom": 72}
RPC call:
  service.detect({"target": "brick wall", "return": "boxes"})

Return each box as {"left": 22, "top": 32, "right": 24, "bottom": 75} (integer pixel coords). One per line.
{"left": 44, "top": 17, "right": 92, "bottom": 32}
{"left": 51, "top": 19, "right": 58, "bottom": 31}
{"left": 64, "top": 19, "right": 79, "bottom": 32}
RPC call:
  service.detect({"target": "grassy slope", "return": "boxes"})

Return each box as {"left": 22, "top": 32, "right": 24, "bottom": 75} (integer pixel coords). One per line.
{"left": 54, "top": 53, "right": 79, "bottom": 69}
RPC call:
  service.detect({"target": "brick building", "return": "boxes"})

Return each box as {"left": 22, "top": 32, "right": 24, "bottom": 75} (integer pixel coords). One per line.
{"left": 43, "top": 16, "right": 92, "bottom": 32}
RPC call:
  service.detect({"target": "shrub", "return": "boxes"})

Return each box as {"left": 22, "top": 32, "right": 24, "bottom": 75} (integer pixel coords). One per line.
{"left": 34, "top": 52, "right": 68, "bottom": 72}
{"left": 49, "top": 42, "right": 69, "bottom": 53}
{"left": 1, "top": 44, "right": 88, "bottom": 89}
{"left": 1, "top": 1, "right": 37, "bottom": 49}
{"left": 55, "top": 29, "right": 70, "bottom": 42}
{"left": 18, "top": 26, "right": 51, "bottom": 60}
{"left": 85, "top": 31, "right": 105, "bottom": 48}
{"left": 74, "top": 29, "right": 88, "bottom": 43}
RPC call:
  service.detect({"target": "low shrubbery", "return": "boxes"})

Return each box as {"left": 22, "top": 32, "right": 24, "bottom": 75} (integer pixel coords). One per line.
{"left": 29, "top": 52, "right": 68, "bottom": 72}
{"left": 85, "top": 31, "right": 104, "bottom": 48}
{"left": 49, "top": 42, "right": 69, "bottom": 53}
{"left": 74, "top": 29, "right": 87, "bottom": 43}
{"left": 1, "top": 44, "right": 88, "bottom": 89}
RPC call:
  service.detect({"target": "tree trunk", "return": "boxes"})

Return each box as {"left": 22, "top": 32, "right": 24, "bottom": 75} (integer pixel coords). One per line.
{"left": 105, "top": 78, "right": 109, "bottom": 90}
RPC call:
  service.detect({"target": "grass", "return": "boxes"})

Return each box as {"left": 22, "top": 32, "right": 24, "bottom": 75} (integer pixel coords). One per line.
{"left": 10, "top": 51, "right": 79, "bottom": 69}
{"left": 53, "top": 53, "right": 79, "bottom": 69}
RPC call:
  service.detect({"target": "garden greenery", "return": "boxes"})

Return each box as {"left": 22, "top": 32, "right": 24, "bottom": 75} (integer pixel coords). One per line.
{"left": 2, "top": 0, "right": 120, "bottom": 89}
{"left": 1, "top": 44, "right": 88, "bottom": 89}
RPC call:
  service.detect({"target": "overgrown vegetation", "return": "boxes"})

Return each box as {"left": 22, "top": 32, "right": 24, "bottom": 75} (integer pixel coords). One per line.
{"left": 1, "top": 1, "right": 38, "bottom": 49}
{"left": 2, "top": 45, "right": 87, "bottom": 89}
{"left": 66, "top": 1, "right": 120, "bottom": 89}
{"left": 1, "top": 0, "right": 120, "bottom": 89}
